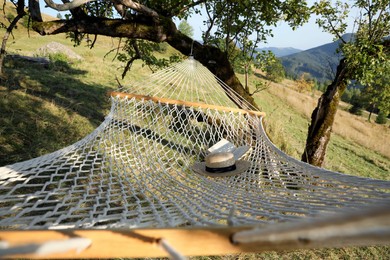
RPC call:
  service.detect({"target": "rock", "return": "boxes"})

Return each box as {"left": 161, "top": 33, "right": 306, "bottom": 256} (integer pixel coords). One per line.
{"left": 36, "top": 42, "right": 83, "bottom": 60}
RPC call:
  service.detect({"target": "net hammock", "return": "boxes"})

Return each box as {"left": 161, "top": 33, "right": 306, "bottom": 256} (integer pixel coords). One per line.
{"left": 0, "top": 57, "right": 389, "bottom": 258}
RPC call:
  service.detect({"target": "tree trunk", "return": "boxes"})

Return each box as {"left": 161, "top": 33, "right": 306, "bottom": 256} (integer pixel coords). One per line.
{"left": 301, "top": 58, "right": 349, "bottom": 167}
{"left": 0, "top": 2, "right": 26, "bottom": 76}
{"left": 368, "top": 103, "right": 375, "bottom": 122}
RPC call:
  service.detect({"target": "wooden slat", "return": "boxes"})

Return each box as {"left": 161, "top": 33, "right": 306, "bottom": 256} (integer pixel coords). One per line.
{"left": 0, "top": 227, "right": 260, "bottom": 259}
{"left": 109, "top": 91, "right": 266, "bottom": 117}
{"left": 1, "top": 206, "right": 389, "bottom": 259}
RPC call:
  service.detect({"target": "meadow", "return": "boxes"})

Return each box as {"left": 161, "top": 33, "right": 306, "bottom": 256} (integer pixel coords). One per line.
{"left": 0, "top": 13, "right": 389, "bottom": 259}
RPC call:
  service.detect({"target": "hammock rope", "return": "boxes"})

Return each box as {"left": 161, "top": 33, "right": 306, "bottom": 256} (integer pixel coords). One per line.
{"left": 0, "top": 57, "right": 389, "bottom": 258}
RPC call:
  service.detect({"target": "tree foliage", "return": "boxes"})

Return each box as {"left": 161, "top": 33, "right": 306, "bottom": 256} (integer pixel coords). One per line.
{"left": 375, "top": 110, "right": 388, "bottom": 124}
{"left": 342, "top": 0, "right": 390, "bottom": 116}
{"left": 265, "top": 58, "right": 285, "bottom": 83}
{"left": 296, "top": 73, "right": 314, "bottom": 93}
{"left": 254, "top": 50, "right": 285, "bottom": 88}
{"left": 178, "top": 20, "right": 193, "bottom": 38}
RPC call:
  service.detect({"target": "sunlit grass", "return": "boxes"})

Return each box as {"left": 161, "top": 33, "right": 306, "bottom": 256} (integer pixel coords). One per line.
{"left": 250, "top": 75, "right": 390, "bottom": 180}
{"left": 267, "top": 80, "right": 390, "bottom": 159}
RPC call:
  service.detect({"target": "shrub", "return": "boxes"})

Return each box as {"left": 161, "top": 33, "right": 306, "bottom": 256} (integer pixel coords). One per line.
{"left": 348, "top": 93, "right": 364, "bottom": 115}
{"left": 266, "top": 59, "right": 285, "bottom": 83}
{"left": 296, "top": 73, "right": 314, "bottom": 93}
{"left": 375, "top": 111, "right": 388, "bottom": 124}
{"left": 349, "top": 103, "right": 363, "bottom": 116}
{"left": 48, "top": 53, "right": 71, "bottom": 71}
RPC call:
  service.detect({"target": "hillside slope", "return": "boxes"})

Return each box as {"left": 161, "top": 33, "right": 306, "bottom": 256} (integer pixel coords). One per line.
{"left": 252, "top": 80, "right": 389, "bottom": 180}
{"left": 280, "top": 34, "right": 354, "bottom": 82}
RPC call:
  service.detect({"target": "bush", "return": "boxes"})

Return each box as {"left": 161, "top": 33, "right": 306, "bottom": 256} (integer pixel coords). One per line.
{"left": 349, "top": 103, "right": 363, "bottom": 116}
{"left": 341, "top": 88, "right": 353, "bottom": 103}
{"left": 48, "top": 53, "right": 71, "bottom": 71}
{"left": 375, "top": 111, "right": 388, "bottom": 124}
{"left": 266, "top": 59, "right": 285, "bottom": 83}
{"left": 6, "top": 13, "right": 15, "bottom": 22}
{"left": 21, "top": 16, "right": 32, "bottom": 29}
{"left": 348, "top": 93, "right": 364, "bottom": 115}
{"left": 296, "top": 73, "right": 314, "bottom": 93}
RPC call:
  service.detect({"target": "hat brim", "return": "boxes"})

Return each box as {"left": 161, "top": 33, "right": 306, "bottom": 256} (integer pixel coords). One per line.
{"left": 191, "top": 160, "right": 251, "bottom": 177}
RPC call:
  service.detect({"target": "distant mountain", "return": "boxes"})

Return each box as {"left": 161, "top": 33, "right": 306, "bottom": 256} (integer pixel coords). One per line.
{"left": 257, "top": 47, "right": 302, "bottom": 57}
{"left": 280, "top": 34, "right": 354, "bottom": 83}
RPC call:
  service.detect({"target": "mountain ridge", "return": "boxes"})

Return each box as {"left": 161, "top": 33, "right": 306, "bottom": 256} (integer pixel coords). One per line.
{"left": 257, "top": 47, "right": 302, "bottom": 57}
{"left": 278, "top": 34, "right": 354, "bottom": 83}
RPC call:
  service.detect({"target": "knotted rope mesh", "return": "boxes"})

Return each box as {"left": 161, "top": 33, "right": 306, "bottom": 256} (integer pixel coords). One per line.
{"left": 0, "top": 57, "right": 389, "bottom": 230}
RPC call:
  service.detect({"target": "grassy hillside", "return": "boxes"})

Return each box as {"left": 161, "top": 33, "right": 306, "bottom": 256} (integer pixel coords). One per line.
{"left": 0, "top": 7, "right": 389, "bottom": 258}
{"left": 0, "top": 9, "right": 149, "bottom": 164}
{"left": 253, "top": 81, "right": 389, "bottom": 180}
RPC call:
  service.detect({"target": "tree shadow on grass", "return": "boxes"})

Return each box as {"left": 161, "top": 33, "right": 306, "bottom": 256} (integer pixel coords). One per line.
{"left": 0, "top": 56, "right": 113, "bottom": 166}
{"left": 254, "top": 71, "right": 268, "bottom": 80}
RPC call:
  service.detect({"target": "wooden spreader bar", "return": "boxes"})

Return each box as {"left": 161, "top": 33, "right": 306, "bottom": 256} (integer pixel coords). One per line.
{"left": 1, "top": 206, "right": 389, "bottom": 258}
{"left": 0, "top": 227, "right": 258, "bottom": 259}
{"left": 110, "top": 91, "right": 266, "bottom": 117}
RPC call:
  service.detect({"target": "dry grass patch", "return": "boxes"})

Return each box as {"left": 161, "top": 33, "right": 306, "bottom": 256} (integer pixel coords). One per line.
{"left": 268, "top": 80, "right": 317, "bottom": 118}
{"left": 334, "top": 110, "right": 390, "bottom": 158}
{"left": 268, "top": 80, "right": 390, "bottom": 159}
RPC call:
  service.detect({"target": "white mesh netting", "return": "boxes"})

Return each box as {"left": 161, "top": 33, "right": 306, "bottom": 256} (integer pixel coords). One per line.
{"left": 0, "top": 57, "right": 389, "bottom": 230}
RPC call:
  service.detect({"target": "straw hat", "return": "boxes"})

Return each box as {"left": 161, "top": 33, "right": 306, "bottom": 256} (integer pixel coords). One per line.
{"left": 192, "top": 152, "right": 251, "bottom": 177}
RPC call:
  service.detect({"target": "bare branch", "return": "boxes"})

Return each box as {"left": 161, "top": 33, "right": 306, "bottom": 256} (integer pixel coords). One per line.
{"left": 113, "top": 2, "right": 126, "bottom": 18}
{"left": 44, "top": 0, "right": 95, "bottom": 11}
{"left": 173, "top": 0, "right": 207, "bottom": 16}
{"left": 90, "top": 34, "right": 97, "bottom": 48}
{"left": 114, "top": 0, "right": 158, "bottom": 18}
{"left": 1, "top": 0, "right": 26, "bottom": 75}
{"left": 203, "top": 4, "right": 217, "bottom": 44}
{"left": 122, "top": 40, "right": 141, "bottom": 78}
{"left": 250, "top": 81, "right": 270, "bottom": 96}
{"left": 103, "top": 38, "right": 123, "bottom": 61}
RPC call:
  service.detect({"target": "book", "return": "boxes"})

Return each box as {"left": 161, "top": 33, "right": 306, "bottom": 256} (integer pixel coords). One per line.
{"left": 207, "top": 139, "right": 250, "bottom": 160}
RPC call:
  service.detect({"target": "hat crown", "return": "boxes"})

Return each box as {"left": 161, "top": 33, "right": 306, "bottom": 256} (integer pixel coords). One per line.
{"left": 205, "top": 152, "right": 235, "bottom": 168}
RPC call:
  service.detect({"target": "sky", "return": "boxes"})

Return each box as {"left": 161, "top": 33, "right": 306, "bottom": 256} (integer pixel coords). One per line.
{"left": 188, "top": 17, "right": 361, "bottom": 51}
{"left": 184, "top": 2, "right": 359, "bottom": 51}
{"left": 186, "top": 15, "right": 337, "bottom": 50}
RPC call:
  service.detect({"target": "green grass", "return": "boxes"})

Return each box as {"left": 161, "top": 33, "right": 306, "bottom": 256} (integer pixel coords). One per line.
{"left": 190, "top": 245, "right": 390, "bottom": 259}
{"left": 0, "top": 16, "right": 155, "bottom": 165}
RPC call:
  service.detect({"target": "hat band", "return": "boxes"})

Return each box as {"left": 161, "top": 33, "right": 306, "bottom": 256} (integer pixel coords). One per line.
{"left": 205, "top": 164, "right": 237, "bottom": 173}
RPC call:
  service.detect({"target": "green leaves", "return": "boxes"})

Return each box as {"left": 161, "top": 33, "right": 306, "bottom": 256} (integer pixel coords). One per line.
{"left": 314, "top": 0, "right": 390, "bottom": 115}
{"left": 178, "top": 20, "right": 194, "bottom": 38}
{"left": 119, "top": 39, "right": 183, "bottom": 78}
{"left": 312, "top": 0, "right": 350, "bottom": 40}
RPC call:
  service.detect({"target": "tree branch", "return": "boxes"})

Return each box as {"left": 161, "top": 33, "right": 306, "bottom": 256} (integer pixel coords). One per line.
{"left": 44, "top": 0, "right": 95, "bottom": 11}
{"left": 29, "top": 0, "right": 43, "bottom": 22}
{"left": 114, "top": 0, "right": 159, "bottom": 18}
{"left": 1, "top": 0, "right": 26, "bottom": 75}
{"left": 32, "top": 17, "right": 174, "bottom": 42}
{"left": 173, "top": 0, "right": 207, "bottom": 17}
{"left": 121, "top": 40, "right": 141, "bottom": 79}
